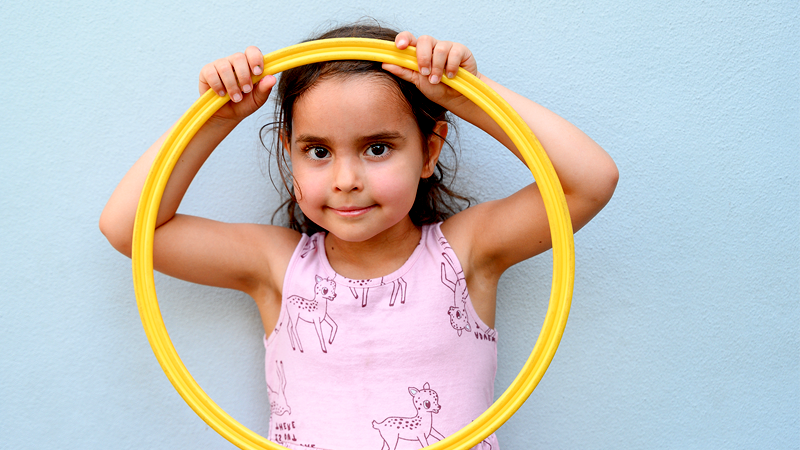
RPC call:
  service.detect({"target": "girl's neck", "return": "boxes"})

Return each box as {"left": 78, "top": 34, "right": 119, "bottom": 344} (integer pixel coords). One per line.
{"left": 323, "top": 217, "right": 422, "bottom": 280}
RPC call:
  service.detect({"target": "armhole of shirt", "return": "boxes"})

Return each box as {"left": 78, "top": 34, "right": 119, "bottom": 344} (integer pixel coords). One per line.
{"left": 432, "top": 223, "right": 498, "bottom": 335}
{"left": 264, "top": 232, "right": 312, "bottom": 348}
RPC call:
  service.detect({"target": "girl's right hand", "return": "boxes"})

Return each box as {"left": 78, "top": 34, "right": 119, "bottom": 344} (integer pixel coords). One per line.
{"left": 199, "top": 46, "right": 276, "bottom": 124}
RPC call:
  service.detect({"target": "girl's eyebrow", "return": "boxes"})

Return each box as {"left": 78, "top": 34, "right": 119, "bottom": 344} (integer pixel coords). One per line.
{"left": 294, "top": 134, "right": 329, "bottom": 145}
{"left": 294, "top": 131, "right": 406, "bottom": 146}
{"left": 358, "top": 131, "right": 406, "bottom": 143}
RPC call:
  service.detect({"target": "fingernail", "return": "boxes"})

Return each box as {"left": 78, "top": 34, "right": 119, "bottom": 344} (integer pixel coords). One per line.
{"left": 232, "top": 93, "right": 242, "bottom": 102}
{"left": 397, "top": 38, "right": 407, "bottom": 47}
{"left": 420, "top": 67, "right": 430, "bottom": 76}
{"left": 242, "top": 84, "right": 252, "bottom": 94}
{"left": 430, "top": 74, "right": 439, "bottom": 84}
{"left": 447, "top": 72, "right": 455, "bottom": 79}
{"left": 253, "top": 66, "right": 263, "bottom": 75}
{"left": 218, "top": 90, "right": 226, "bottom": 97}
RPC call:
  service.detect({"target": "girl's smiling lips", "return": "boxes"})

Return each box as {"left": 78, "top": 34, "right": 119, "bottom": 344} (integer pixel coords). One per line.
{"left": 328, "top": 205, "right": 376, "bottom": 217}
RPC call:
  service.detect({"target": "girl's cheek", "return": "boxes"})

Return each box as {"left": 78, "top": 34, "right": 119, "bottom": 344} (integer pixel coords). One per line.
{"left": 291, "top": 165, "right": 317, "bottom": 203}
{"left": 293, "top": 173, "right": 326, "bottom": 212}
{"left": 378, "top": 175, "right": 419, "bottom": 211}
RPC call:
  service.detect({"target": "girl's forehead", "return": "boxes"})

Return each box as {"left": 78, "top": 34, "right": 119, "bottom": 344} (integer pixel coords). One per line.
{"left": 291, "top": 76, "right": 418, "bottom": 139}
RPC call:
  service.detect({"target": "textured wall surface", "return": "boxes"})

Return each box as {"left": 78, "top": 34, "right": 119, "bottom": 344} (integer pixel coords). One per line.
{"left": 1, "top": 1, "right": 797, "bottom": 449}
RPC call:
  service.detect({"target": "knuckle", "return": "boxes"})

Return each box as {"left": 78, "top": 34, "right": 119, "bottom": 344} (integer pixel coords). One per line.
{"left": 203, "top": 71, "right": 219, "bottom": 84}
{"left": 200, "top": 66, "right": 214, "bottom": 79}
{"left": 247, "top": 49, "right": 262, "bottom": 62}
{"left": 220, "top": 65, "right": 235, "bottom": 78}
{"left": 215, "top": 60, "right": 231, "bottom": 72}
{"left": 433, "top": 45, "right": 449, "bottom": 56}
{"left": 229, "top": 53, "right": 246, "bottom": 66}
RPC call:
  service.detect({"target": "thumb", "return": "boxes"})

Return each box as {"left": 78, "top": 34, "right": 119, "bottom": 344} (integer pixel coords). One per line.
{"left": 382, "top": 63, "right": 418, "bottom": 84}
{"left": 252, "top": 74, "right": 277, "bottom": 107}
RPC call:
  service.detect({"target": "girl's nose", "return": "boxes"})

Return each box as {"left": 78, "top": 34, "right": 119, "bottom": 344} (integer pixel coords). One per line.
{"left": 333, "top": 156, "right": 363, "bottom": 192}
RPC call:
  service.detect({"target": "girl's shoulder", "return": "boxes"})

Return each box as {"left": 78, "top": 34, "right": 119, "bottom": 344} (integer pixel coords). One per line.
{"left": 439, "top": 195, "right": 523, "bottom": 281}
{"left": 440, "top": 182, "right": 546, "bottom": 278}
{"left": 255, "top": 223, "right": 304, "bottom": 272}
{"left": 439, "top": 201, "right": 492, "bottom": 267}
{"left": 225, "top": 222, "right": 303, "bottom": 298}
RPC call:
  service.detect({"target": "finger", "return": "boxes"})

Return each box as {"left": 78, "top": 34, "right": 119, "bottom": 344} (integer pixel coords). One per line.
{"left": 415, "top": 35, "right": 436, "bottom": 77}
{"left": 445, "top": 45, "right": 466, "bottom": 79}
{"left": 230, "top": 52, "right": 253, "bottom": 99}
{"left": 245, "top": 46, "right": 264, "bottom": 76}
{"left": 456, "top": 45, "right": 478, "bottom": 76}
{"left": 395, "top": 31, "right": 416, "bottom": 49}
{"left": 429, "top": 41, "right": 453, "bottom": 85}
{"left": 213, "top": 58, "right": 241, "bottom": 102}
{"left": 200, "top": 63, "right": 226, "bottom": 97}
{"left": 382, "top": 63, "right": 416, "bottom": 83}
{"left": 250, "top": 74, "right": 276, "bottom": 107}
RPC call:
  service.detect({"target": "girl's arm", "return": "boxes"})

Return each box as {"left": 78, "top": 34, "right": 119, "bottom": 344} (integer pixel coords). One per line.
{"left": 384, "top": 32, "right": 618, "bottom": 285}
{"left": 99, "top": 47, "right": 298, "bottom": 303}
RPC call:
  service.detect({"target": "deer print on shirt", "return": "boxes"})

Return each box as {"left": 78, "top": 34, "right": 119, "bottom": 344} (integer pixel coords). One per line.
{"left": 440, "top": 253, "right": 471, "bottom": 336}
{"left": 372, "top": 382, "right": 445, "bottom": 449}
{"left": 285, "top": 275, "right": 339, "bottom": 353}
{"left": 349, "top": 276, "right": 408, "bottom": 307}
{"left": 476, "top": 439, "right": 493, "bottom": 449}
{"left": 267, "top": 360, "right": 291, "bottom": 416}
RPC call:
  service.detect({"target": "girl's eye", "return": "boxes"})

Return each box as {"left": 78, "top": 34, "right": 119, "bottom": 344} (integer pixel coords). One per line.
{"left": 365, "top": 143, "right": 389, "bottom": 157}
{"left": 306, "top": 147, "right": 330, "bottom": 160}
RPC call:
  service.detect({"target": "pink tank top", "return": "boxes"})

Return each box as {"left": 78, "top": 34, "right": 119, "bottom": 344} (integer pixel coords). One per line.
{"left": 264, "top": 223, "right": 499, "bottom": 449}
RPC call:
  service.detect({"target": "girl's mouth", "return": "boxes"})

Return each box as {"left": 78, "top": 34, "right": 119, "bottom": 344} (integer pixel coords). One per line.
{"left": 329, "top": 205, "right": 376, "bottom": 217}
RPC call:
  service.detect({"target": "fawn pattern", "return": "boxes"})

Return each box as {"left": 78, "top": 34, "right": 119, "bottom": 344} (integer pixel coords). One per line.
{"left": 474, "top": 439, "right": 493, "bottom": 449}
{"left": 267, "top": 232, "right": 497, "bottom": 449}
{"left": 267, "top": 360, "right": 291, "bottom": 416}
{"left": 438, "top": 236, "right": 498, "bottom": 341}
{"left": 372, "top": 383, "right": 445, "bottom": 449}
{"left": 440, "top": 252, "right": 472, "bottom": 337}
{"left": 349, "top": 276, "right": 408, "bottom": 307}
{"left": 285, "top": 275, "right": 339, "bottom": 353}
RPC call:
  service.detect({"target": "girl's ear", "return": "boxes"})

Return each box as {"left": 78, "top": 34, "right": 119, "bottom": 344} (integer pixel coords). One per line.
{"left": 422, "top": 121, "right": 448, "bottom": 178}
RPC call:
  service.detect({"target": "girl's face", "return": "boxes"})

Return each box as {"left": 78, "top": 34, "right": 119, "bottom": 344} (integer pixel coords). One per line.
{"left": 289, "top": 75, "right": 444, "bottom": 243}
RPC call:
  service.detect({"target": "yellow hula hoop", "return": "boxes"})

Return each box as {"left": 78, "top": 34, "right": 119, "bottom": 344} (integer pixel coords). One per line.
{"left": 132, "top": 38, "right": 575, "bottom": 450}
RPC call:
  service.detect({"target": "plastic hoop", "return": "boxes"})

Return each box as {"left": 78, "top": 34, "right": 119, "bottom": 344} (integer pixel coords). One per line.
{"left": 132, "top": 38, "right": 574, "bottom": 450}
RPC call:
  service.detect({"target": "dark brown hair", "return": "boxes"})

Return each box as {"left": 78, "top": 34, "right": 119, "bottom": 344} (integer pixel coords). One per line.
{"left": 261, "top": 21, "right": 471, "bottom": 234}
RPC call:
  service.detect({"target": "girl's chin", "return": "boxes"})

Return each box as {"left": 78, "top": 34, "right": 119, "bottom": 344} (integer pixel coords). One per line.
{"left": 323, "top": 216, "right": 417, "bottom": 244}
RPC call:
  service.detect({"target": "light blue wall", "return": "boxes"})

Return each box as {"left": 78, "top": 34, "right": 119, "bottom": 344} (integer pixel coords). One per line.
{"left": 2, "top": 1, "right": 797, "bottom": 448}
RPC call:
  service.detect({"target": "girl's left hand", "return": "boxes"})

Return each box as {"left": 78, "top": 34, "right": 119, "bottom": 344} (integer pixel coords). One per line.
{"left": 382, "top": 31, "right": 479, "bottom": 112}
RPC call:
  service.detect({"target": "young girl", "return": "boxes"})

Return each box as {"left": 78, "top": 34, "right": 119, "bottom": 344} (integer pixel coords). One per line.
{"left": 100, "top": 23, "right": 617, "bottom": 450}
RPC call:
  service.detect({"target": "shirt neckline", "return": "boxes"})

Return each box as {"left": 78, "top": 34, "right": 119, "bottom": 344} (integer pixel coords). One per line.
{"left": 315, "top": 224, "right": 432, "bottom": 288}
